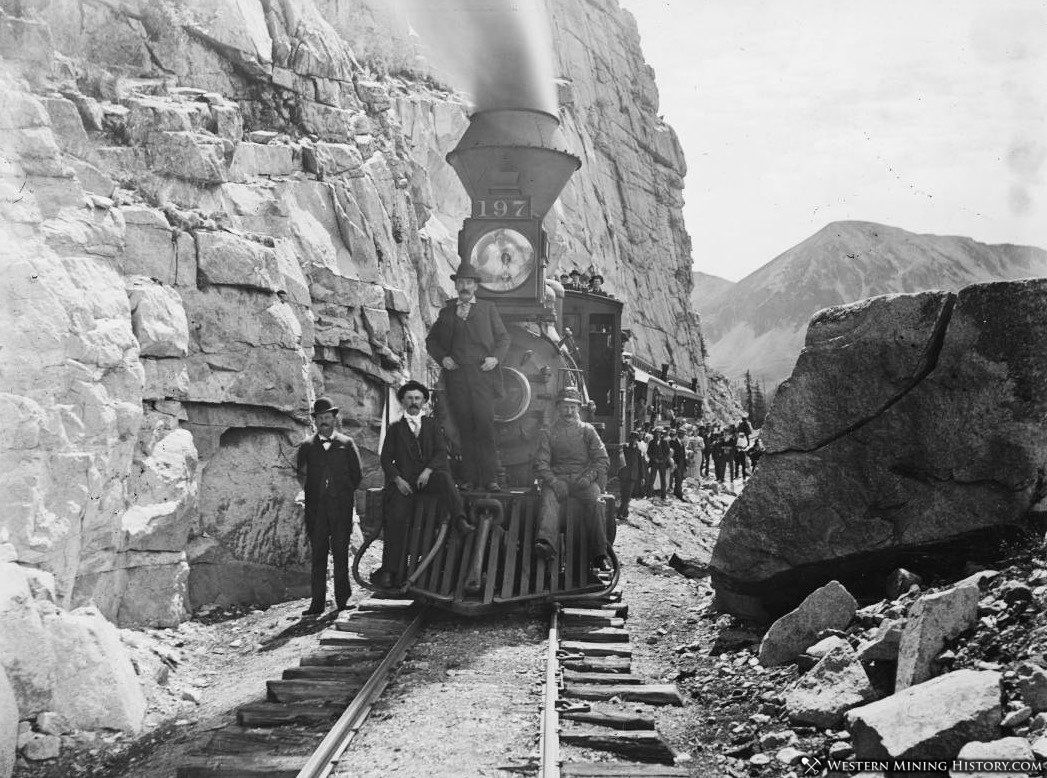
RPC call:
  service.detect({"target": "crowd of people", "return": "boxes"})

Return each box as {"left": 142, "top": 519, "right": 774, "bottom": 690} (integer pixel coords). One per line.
{"left": 615, "top": 414, "right": 764, "bottom": 518}
{"left": 559, "top": 268, "right": 613, "bottom": 297}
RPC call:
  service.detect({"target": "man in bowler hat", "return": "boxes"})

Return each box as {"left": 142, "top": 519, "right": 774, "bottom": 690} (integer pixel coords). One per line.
{"left": 295, "top": 397, "right": 362, "bottom": 615}
{"left": 425, "top": 262, "right": 510, "bottom": 491}
{"left": 375, "top": 379, "right": 468, "bottom": 589}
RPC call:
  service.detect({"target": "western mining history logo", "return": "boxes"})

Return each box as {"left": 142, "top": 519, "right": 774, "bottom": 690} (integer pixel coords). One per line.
{"left": 800, "top": 756, "right": 1047, "bottom": 774}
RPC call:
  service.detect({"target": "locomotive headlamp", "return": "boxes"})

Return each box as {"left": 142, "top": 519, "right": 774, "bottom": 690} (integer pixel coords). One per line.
{"left": 469, "top": 227, "right": 534, "bottom": 292}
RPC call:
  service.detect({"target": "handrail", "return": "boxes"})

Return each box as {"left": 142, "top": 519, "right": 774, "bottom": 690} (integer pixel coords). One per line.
{"left": 351, "top": 534, "right": 379, "bottom": 593}
{"left": 352, "top": 522, "right": 451, "bottom": 596}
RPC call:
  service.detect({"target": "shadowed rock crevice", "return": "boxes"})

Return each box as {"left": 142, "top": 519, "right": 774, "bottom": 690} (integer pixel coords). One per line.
{"left": 768, "top": 292, "right": 956, "bottom": 456}
{"left": 711, "top": 523, "right": 1036, "bottom": 622}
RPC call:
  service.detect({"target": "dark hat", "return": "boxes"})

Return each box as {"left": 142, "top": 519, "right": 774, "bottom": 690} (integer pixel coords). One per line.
{"left": 557, "top": 386, "right": 584, "bottom": 405}
{"left": 591, "top": 274, "right": 604, "bottom": 283}
{"left": 396, "top": 379, "right": 430, "bottom": 402}
{"left": 311, "top": 397, "right": 339, "bottom": 416}
{"left": 569, "top": 269, "right": 581, "bottom": 277}
{"left": 450, "top": 262, "right": 483, "bottom": 282}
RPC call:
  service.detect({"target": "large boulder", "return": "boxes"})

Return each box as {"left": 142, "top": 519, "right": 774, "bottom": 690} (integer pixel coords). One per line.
{"left": 41, "top": 605, "right": 147, "bottom": 732}
{"left": 846, "top": 669, "right": 1002, "bottom": 760}
{"left": 785, "top": 644, "right": 877, "bottom": 727}
{"left": 712, "top": 281, "right": 1047, "bottom": 618}
{"left": 895, "top": 577, "right": 981, "bottom": 689}
{"left": 0, "top": 667, "right": 15, "bottom": 778}
{"left": 0, "top": 561, "right": 58, "bottom": 718}
{"left": 951, "top": 737, "right": 1035, "bottom": 778}
{"left": 758, "top": 580, "right": 856, "bottom": 667}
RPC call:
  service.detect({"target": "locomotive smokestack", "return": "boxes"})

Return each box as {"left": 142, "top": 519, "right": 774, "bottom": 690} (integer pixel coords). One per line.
{"left": 446, "top": 109, "right": 580, "bottom": 220}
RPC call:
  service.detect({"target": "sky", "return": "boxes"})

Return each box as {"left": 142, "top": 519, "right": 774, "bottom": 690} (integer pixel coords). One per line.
{"left": 619, "top": 0, "right": 1047, "bottom": 282}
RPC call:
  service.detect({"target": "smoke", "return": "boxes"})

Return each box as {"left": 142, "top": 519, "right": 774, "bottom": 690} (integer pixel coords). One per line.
{"left": 396, "top": 0, "right": 558, "bottom": 114}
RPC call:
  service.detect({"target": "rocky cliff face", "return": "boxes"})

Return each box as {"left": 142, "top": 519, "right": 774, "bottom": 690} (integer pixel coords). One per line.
{"left": 702, "top": 221, "right": 1047, "bottom": 387}
{"left": 0, "top": 0, "right": 704, "bottom": 627}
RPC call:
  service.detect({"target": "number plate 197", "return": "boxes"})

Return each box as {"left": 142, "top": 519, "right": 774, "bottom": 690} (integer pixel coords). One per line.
{"left": 473, "top": 197, "right": 531, "bottom": 219}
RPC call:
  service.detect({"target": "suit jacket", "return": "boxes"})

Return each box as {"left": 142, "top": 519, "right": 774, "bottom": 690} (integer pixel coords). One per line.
{"left": 647, "top": 439, "right": 671, "bottom": 467}
{"left": 380, "top": 415, "right": 448, "bottom": 484}
{"left": 425, "top": 298, "right": 510, "bottom": 365}
{"left": 295, "top": 431, "right": 362, "bottom": 524}
{"left": 619, "top": 443, "right": 645, "bottom": 482}
{"left": 669, "top": 438, "right": 688, "bottom": 467}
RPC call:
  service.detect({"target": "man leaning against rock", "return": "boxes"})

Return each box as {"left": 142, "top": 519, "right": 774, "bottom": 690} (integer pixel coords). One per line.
{"left": 295, "top": 397, "right": 362, "bottom": 616}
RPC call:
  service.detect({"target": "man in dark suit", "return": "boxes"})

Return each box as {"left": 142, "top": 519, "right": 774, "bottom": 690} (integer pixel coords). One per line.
{"left": 646, "top": 427, "right": 671, "bottom": 499}
{"left": 295, "top": 397, "right": 362, "bottom": 616}
{"left": 617, "top": 431, "right": 645, "bottom": 519}
{"left": 425, "top": 262, "right": 511, "bottom": 491}
{"left": 375, "top": 380, "right": 467, "bottom": 589}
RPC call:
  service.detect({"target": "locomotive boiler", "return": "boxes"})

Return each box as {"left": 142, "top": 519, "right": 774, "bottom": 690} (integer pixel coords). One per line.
{"left": 354, "top": 109, "right": 622, "bottom": 613}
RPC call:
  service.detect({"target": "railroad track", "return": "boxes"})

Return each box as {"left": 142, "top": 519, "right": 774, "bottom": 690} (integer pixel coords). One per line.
{"left": 177, "top": 597, "right": 427, "bottom": 778}
{"left": 541, "top": 583, "right": 691, "bottom": 778}
{"left": 178, "top": 581, "right": 690, "bottom": 777}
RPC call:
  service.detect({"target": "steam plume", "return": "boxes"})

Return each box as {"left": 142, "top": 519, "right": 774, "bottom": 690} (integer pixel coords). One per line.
{"left": 397, "top": 0, "right": 558, "bottom": 115}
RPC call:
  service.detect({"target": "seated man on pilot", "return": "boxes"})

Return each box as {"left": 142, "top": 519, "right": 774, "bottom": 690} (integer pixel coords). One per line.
{"left": 375, "top": 379, "right": 468, "bottom": 589}
{"left": 533, "top": 386, "right": 612, "bottom": 572}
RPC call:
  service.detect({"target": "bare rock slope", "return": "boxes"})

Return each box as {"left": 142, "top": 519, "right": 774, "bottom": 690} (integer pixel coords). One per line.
{"left": 703, "top": 220, "right": 1047, "bottom": 386}
{"left": 0, "top": 0, "right": 705, "bottom": 631}
{"left": 711, "top": 279, "right": 1047, "bottom": 620}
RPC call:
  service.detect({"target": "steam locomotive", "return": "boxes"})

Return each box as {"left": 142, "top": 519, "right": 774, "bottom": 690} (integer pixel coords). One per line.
{"left": 353, "top": 109, "right": 624, "bottom": 614}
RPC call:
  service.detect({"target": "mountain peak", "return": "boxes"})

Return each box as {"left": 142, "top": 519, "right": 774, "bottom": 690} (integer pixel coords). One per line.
{"left": 701, "top": 223, "right": 1047, "bottom": 387}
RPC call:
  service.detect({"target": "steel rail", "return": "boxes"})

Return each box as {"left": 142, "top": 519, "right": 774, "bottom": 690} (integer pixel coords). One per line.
{"left": 539, "top": 605, "right": 561, "bottom": 778}
{"left": 296, "top": 606, "right": 428, "bottom": 778}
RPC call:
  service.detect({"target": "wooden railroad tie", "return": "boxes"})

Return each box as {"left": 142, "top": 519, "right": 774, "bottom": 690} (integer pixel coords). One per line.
{"left": 562, "top": 683, "right": 683, "bottom": 706}
{"left": 559, "top": 727, "right": 677, "bottom": 764}
{"left": 560, "top": 763, "right": 690, "bottom": 777}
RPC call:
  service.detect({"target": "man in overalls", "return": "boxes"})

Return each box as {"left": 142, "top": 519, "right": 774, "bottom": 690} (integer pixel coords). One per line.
{"left": 534, "top": 387, "right": 612, "bottom": 572}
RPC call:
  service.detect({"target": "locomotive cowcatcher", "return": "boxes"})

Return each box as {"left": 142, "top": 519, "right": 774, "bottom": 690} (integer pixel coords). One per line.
{"left": 352, "top": 109, "right": 623, "bottom": 614}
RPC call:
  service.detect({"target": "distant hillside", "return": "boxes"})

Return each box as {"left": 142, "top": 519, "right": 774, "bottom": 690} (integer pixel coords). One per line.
{"left": 691, "top": 271, "right": 735, "bottom": 313}
{"left": 703, "top": 221, "right": 1047, "bottom": 386}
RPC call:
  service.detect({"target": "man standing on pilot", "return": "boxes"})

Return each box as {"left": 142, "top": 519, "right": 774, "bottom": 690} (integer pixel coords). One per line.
{"left": 374, "top": 379, "right": 468, "bottom": 589}
{"left": 425, "top": 262, "right": 511, "bottom": 491}
{"left": 533, "top": 386, "right": 612, "bottom": 572}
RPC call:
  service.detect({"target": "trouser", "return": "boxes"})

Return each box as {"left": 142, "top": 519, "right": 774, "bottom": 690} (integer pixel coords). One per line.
{"left": 713, "top": 456, "right": 727, "bottom": 482}
{"left": 381, "top": 470, "right": 464, "bottom": 581}
{"left": 538, "top": 480, "right": 608, "bottom": 559}
{"left": 727, "top": 450, "right": 737, "bottom": 480}
{"left": 307, "top": 510, "right": 352, "bottom": 610}
{"left": 750, "top": 452, "right": 762, "bottom": 470}
{"left": 735, "top": 452, "right": 749, "bottom": 480}
{"left": 618, "top": 478, "right": 634, "bottom": 518}
{"left": 648, "top": 463, "right": 668, "bottom": 498}
{"left": 445, "top": 365, "right": 500, "bottom": 486}
{"left": 702, "top": 450, "right": 711, "bottom": 477}
{"left": 672, "top": 463, "right": 687, "bottom": 499}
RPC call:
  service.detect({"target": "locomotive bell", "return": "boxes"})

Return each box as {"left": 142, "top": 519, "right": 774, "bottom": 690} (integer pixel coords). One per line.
{"left": 447, "top": 109, "right": 581, "bottom": 303}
